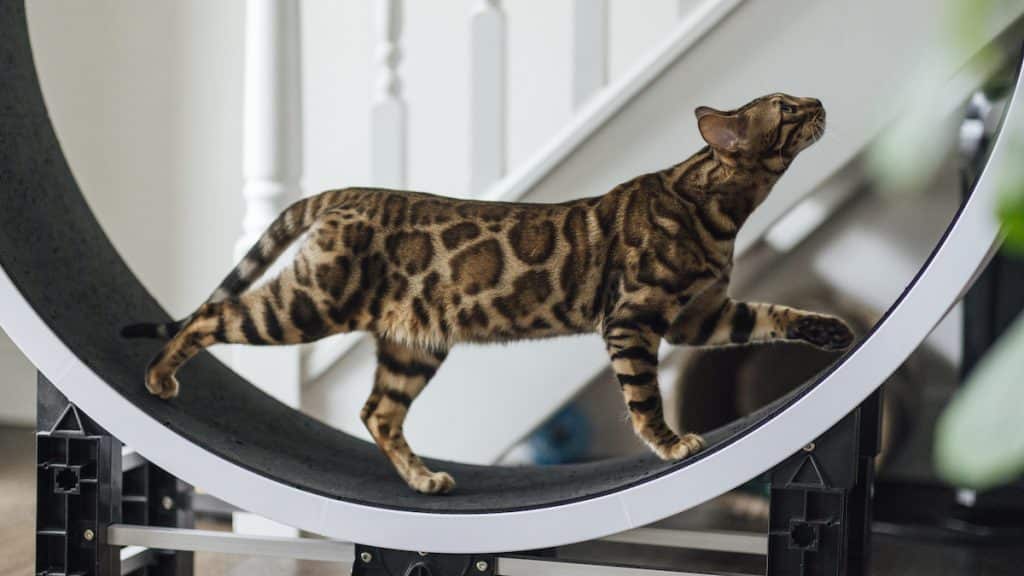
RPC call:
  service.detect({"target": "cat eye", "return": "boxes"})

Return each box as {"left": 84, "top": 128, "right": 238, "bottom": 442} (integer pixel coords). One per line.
{"left": 781, "top": 104, "right": 797, "bottom": 114}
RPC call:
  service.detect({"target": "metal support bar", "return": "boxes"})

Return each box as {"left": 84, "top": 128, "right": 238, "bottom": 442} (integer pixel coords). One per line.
{"left": 107, "top": 524, "right": 767, "bottom": 576}
{"left": 496, "top": 556, "right": 743, "bottom": 576}
{"left": 107, "top": 524, "right": 768, "bottom": 561}
{"left": 107, "top": 524, "right": 355, "bottom": 565}
{"left": 601, "top": 528, "right": 766, "bottom": 556}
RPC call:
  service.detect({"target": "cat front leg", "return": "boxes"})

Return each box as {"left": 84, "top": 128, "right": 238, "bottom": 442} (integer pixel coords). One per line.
{"left": 672, "top": 294, "right": 854, "bottom": 351}
{"left": 602, "top": 320, "right": 705, "bottom": 460}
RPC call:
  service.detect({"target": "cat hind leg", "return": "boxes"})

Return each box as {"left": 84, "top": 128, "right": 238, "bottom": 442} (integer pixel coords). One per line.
{"left": 144, "top": 275, "right": 334, "bottom": 399}
{"left": 361, "top": 337, "right": 452, "bottom": 494}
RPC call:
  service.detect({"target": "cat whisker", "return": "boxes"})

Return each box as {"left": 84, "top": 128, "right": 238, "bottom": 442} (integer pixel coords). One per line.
{"left": 810, "top": 122, "right": 826, "bottom": 143}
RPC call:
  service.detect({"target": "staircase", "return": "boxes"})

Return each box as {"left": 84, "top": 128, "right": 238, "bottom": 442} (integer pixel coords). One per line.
{"left": 296, "top": 0, "right": 1023, "bottom": 463}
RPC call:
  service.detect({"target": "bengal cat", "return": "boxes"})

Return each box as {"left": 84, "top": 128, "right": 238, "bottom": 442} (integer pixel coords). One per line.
{"left": 124, "top": 93, "right": 853, "bottom": 494}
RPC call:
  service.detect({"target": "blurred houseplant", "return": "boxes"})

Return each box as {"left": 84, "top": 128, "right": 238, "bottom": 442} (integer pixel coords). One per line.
{"left": 933, "top": 0, "right": 1024, "bottom": 491}
{"left": 934, "top": 128, "right": 1024, "bottom": 491}
{"left": 869, "top": 0, "right": 1024, "bottom": 490}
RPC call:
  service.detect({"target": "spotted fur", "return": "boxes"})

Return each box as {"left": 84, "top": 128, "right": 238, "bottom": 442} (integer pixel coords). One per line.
{"left": 125, "top": 93, "right": 852, "bottom": 494}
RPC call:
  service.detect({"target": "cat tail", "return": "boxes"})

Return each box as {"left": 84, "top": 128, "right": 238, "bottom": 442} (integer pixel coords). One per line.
{"left": 121, "top": 188, "right": 350, "bottom": 341}
{"left": 121, "top": 319, "right": 187, "bottom": 340}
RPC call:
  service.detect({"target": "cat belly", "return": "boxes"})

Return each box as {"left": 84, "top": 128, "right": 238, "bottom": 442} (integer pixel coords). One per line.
{"left": 368, "top": 288, "right": 588, "bottom": 348}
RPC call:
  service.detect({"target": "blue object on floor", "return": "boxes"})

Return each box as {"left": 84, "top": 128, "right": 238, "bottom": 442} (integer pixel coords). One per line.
{"left": 528, "top": 405, "right": 592, "bottom": 465}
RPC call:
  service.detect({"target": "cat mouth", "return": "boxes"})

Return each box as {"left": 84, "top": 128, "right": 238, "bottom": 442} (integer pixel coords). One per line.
{"left": 809, "top": 115, "right": 826, "bottom": 143}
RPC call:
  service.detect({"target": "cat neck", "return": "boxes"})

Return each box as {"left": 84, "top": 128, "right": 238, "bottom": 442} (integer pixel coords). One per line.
{"left": 662, "top": 146, "right": 782, "bottom": 231}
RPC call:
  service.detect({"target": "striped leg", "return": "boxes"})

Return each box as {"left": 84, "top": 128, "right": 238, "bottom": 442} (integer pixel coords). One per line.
{"left": 675, "top": 296, "right": 854, "bottom": 350}
{"left": 362, "top": 338, "right": 452, "bottom": 494}
{"left": 144, "top": 277, "right": 318, "bottom": 400}
{"left": 603, "top": 326, "right": 705, "bottom": 461}
{"left": 145, "top": 302, "right": 225, "bottom": 399}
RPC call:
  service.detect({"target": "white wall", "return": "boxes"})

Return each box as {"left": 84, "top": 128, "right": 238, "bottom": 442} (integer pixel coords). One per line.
{"left": 3, "top": 0, "right": 676, "bottom": 424}
{"left": 3, "top": 0, "right": 246, "bottom": 425}
{"left": 26, "top": 0, "right": 246, "bottom": 316}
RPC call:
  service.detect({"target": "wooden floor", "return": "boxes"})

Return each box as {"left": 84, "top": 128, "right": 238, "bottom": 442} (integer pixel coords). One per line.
{"left": 0, "top": 427, "right": 34, "bottom": 576}
{"left": 2, "top": 425, "right": 1022, "bottom": 576}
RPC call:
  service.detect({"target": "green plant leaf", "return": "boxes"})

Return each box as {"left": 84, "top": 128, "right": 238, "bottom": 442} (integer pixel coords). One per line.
{"left": 1000, "top": 195, "right": 1024, "bottom": 252}
{"left": 935, "top": 314, "right": 1024, "bottom": 490}
{"left": 999, "top": 146, "right": 1024, "bottom": 253}
{"left": 947, "top": 0, "right": 999, "bottom": 54}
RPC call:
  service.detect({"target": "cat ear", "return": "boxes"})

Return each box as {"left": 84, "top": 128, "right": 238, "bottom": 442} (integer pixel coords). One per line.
{"left": 696, "top": 107, "right": 745, "bottom": 153}
{"left": 694, "top": 106, "right": 719, "bottom": 119}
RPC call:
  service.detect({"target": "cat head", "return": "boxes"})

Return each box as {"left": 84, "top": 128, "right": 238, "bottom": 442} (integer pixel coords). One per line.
{"left": 695, "top": 93, "right": 825, "bottom": 167}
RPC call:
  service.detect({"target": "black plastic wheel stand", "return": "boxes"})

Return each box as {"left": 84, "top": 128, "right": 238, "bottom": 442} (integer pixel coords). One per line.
{"left": 352, "top": 545, "right": 497, "bottom": 576}
{"left": 34, "top": 369, "right": 880, "bottom": 576}
{"left": 767, "top": 390, "right": 882, "bottom": 576}
{"left": 36, "top": 374, "right": 194, "bottom": 576}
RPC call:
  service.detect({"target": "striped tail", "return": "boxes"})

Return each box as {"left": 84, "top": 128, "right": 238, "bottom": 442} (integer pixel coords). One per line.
{"left": 121, "top": 188, "right": 349, "bottom": 340}
{"left": 121, "top": 320, "right": 186, "bottom": 340}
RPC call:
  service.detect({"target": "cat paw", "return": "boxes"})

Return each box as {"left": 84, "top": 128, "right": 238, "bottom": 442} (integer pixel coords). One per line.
{"left": 655, "top": 433, "right": 706, "bottom": 460}
{"left": 146, "top": 372, "right": 179, "bottom": 400}
{"left": 409, "top": 471, "right": 456, "bottom": 495}
{"left": 788, "top": 315, "right": 854, "bottom": 351}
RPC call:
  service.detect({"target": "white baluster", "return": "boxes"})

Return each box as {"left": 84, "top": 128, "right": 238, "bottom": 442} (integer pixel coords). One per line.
{"left": 233, "top": 0, "right": 303, "bottom": 539}
{"left": 238, "top": 0, "right": 303, "bottom": 261}
{"left": 235, "top": 0, "right": 303, "bottom": 409}
{"left": 236, "top": 0, "right": 303, "bottom": 405}
{"left": 469, "top": 0, "right": 506, "bottom": 194}
{"left": 572, "top": 0, "right": 608, "bottom": 109}
{"left": 372, "top": 0, "right": 406, "bottom": 187}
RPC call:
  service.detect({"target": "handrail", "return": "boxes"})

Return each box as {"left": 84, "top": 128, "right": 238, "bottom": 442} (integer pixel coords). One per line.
{"left": 481, "top": 0, "right": 744, "bottom": 204}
